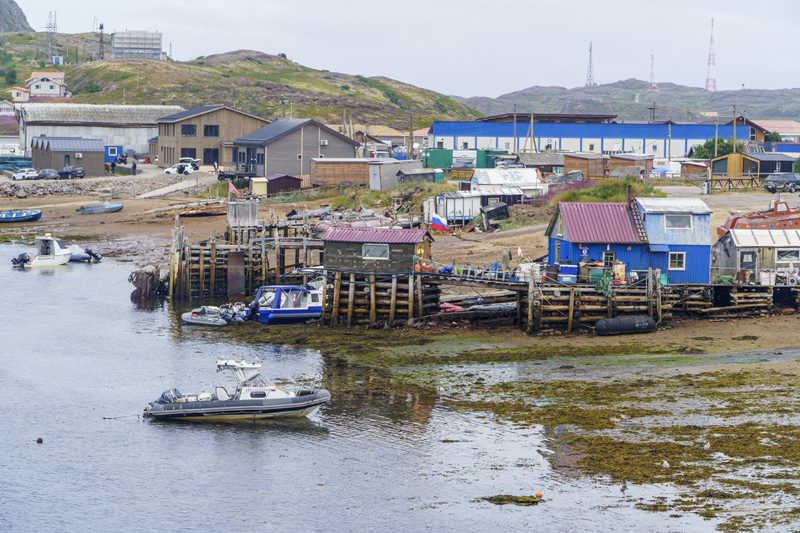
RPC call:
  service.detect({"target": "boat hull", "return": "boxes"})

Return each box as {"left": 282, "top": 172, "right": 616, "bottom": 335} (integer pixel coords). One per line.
{"left": 0, "top": 210, "right": 42, "bottom": 223}
{"left": 144, "top": 390, "right": 331, "bottom": 421}
{"left": 256, "top": 306, "right": 323, "bottom": 325}
{"left": 77, "top": 204, "right": 123, "bottom": 214}
{"left": 181, "top": 312, "right": 228, "bottom": 326}
{"left": 28, "top": 253, "right": 71, "bottom": 267}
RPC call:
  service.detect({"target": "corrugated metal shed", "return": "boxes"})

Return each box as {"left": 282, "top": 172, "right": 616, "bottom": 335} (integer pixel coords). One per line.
{"left": 727, "top": 229, "right": 800, "bottom": 248}
{"left": 636, "top": 197, "right": 712, "bottom": 214}
{"left": 322, "top": 227, "right": 431, "bottom": 244}
{"left": 17, "top": 104, "right": 184, "bottom": 125}
{"left": 31, "top": 136, "right": 104, "bottom": 152}
{"left": 559, "top": 202, "right": 640, "bottom": 243}
{"left": 471, "top": 168, "right": 544, "bottom": 186}
{"left": 517, "top": 153, "right": 565, "bottom": 166}
{"left": 236, "top": 119, "right": 359, "bottom": 147}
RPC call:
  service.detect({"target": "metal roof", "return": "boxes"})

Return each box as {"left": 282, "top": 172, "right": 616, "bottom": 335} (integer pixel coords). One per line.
{"left": 310, "top": 158, "right": 394, "bottom": 163}
{"left": 563, "top": 153, "right": 607, "bottom": 160}
{"left": 157, "top": 104, "right": 267, "bottom": 124}
{"left": 265, "top": 173, "right": 300, "bottom": 181}
{"left": 472, "top": 168, "right": 544, "bottom": 186}
{"left": 235, "top": 119, "right": 359, "bottom": 147}
{"left": 749, "top": 119, "right": 800, "bottom": 135}
{"left": 517, "top": 152, "right": 564, "bottom": 166}
{"left": 440, "top": 187, "right": 524, "bottom": 199}
{"left": 558, "top": 202, "right": 640, "bottom": 243}
{"left": 726, "top": 229, "right": 800, "bottom": 248}
{"left": 611, "top": 153, "right": 654, "bottom": 161}
{"left": 17, "top": 104, "right": 184, "bottom": 125}
{"left": 31, "top": 136, "right": 104, "bottom": 152}
{"left": 635, "top": 197, "right": 712, "bottom": 214}
{"left": 742, "top": 153, "right": 796, "bottom": 162}
{"left": 321, "top": 227, "right": 431, "bottom": 244}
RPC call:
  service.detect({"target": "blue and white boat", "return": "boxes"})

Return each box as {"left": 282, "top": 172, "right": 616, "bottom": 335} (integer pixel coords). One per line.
{"left": 247, "top": 281, "right": 324, "bottom": 325}
{"left": 76, "top": 202, "right": 123, "bottom": 214}
{"left": 11, "top": 233, "right": 72, "bottom": 268}
{"left": 0, "top": 210, "right": 42, "bottom": 223}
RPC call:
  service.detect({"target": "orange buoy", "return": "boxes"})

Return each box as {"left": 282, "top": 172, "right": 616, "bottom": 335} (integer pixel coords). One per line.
{"left": 535, "top": 491, "right": 543, "bottom": 499}
{"left": 36, "top": 438, "right": 43, "bottom": 443}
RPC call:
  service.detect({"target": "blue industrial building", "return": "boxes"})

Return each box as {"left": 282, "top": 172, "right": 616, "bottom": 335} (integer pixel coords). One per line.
{"left": 432, "top": 121, "right": 744, "bottom": 158}
{"left": 546, "top": 198, "right": 712, "bottom": 284}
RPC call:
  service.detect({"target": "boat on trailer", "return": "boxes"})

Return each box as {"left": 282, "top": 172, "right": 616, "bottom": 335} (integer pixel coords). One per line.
{"left": 246, "top": 281, "right": 324, "bottom": 325}
{"left": 143, "top": 357, "right": 331, "bottom": 421}
{"left": 0, "top": 210, "right": 42, "bottom": 223}
{"left": 11, "top": 233, "right": 72, "bottom": 267}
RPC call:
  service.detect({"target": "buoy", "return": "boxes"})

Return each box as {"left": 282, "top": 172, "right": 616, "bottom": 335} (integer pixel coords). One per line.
{"left": 535, "top": 491, "right": 543, "bottom": 499}
{"left": 36, "top": 437, "right": 43, "bottom": 443}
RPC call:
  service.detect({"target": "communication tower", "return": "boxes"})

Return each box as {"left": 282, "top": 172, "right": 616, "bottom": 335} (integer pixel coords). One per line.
{"left": 585, "top": 42, "right": 596, "bottom": 87}
{"left": 648, "top": 54, "right": 659, "bottom": 91}
{"left": 45, "top": 11, "right": 57, "bottom": 60}
{"left": 98, "top": 23, "right": 105, "bottom": 59}
{"left": 704, "top": 18, "right": 716, "bottom": 92}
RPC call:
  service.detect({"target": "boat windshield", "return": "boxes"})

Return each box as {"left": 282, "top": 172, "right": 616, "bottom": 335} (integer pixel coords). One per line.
{"left": 258, "top": 289, "right": 276, "bottom": 308}
{"left": 243, "top": 374, "right": 273, "bottom": 388}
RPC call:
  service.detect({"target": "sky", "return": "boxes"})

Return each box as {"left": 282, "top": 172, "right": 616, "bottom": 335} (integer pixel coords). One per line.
{"left": 15, "top": 0, "right": 800, "bottom": 98}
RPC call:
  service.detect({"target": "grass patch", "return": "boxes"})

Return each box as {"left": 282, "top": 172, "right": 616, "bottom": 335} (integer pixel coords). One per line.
{"left": 552, "top": 178, "right": 665, "bottom": 204}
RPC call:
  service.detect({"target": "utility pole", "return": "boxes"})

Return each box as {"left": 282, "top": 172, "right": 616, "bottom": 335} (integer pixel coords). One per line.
{"left": 409, "top": 112, "right": 414, "bottom": 161}
{"left": 668, "top": 123, "right": 671, "bottom": 162}
{"left": 714, "top": 116, "right": 719, "bottom": 158}
{"left": 513, "top": 104, "right": 517, "bottom": 153}
{"left": 732, "top": 104, "right": 736, "bottom": 153}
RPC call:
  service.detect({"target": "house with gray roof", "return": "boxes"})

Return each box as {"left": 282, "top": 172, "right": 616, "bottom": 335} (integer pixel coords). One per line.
{"left": 232, "top": 118, "right": 359, "bottom": 178}
{"left": 156, "top": 104, "right": 269, "bottom": 169}
{"left": 17, "top": 103, "right": 184, "bottom": 158}
{"left": 31, "top": 136, "right": 105, "bottom": 176}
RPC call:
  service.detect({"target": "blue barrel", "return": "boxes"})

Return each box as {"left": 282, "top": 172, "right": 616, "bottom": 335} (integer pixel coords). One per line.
{"left": 596, "top": 316, "right": 656, "bottom": 336}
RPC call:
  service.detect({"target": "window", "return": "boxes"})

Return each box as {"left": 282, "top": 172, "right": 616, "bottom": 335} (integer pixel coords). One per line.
{"left": 665, "top": 214, "right": 691, "bottom": 229}
{"left": 603, "top": 251, "right": 615, "bottom": 270}
{"left": 362, "top": 243, "right": 389, "bottom": 260}
{"left": 436, "top": 141, "right": 444, "bottom": 149}
{"left": 49, "top": 85, "right": 54, "bottom": 89}
{"left": 504, "top": 142, "right": 510, "bottom": 150}
{"left": 256, "top": 153, "right": 264, "bottom": 165}
{"left": 669, "top": 252, "right": 686, "bottom": 270}
{"left": 488, "top": 197, "right": 499, "bottom": 205}
{"left": 461, "top": 142, "right": 468, "bottom": 149}
{"left": 557, "top": 216, "right": 564, "bottom": 237}
{"left": 181, "top": 124, "right": 196, "bottom": 137}
{"left": 108, "top": 147, "right": 118, "bottom": 156}
{"left": 297, "top": 154, "right": 302, "bottom": 160}
{"left": 776, "top": 249, "right": 800, "bottom": 263}
{"left": 204, "top": 125, "right": 219, "bottom": 137}
{"left": 180, "top": 148, "right": 196, "bottom": 159}
{"left": 588, "top": 143, "right": 595, "bottom": 151}
{"left": 652, "top": 144, "right": 657, "bottom": 152}
{"left": 35, "top": 84, "right": 40, "bottom": 89}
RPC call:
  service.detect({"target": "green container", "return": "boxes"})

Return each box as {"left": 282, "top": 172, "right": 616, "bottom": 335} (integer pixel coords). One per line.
{"left": 589, "top": 268, "right": 605, "bottom": 284}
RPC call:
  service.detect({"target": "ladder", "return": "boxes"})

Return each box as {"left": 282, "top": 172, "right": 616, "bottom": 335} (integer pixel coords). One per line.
{"left": 630, "top": 202, "right": 649, "bottom": 244}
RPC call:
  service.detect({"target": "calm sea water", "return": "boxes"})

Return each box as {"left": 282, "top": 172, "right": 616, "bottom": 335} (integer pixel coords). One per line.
{"left": 0, "top": 243, "right": 714, "bottom": 532}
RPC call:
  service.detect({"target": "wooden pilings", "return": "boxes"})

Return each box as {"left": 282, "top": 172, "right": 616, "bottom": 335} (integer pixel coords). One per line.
{"left": 323, "top": 273, "right": 440, "bottom": 327}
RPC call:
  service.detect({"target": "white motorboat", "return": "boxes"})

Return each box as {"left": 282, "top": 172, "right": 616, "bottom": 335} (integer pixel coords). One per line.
{"left": 11, "top": 233, "right": 72, "bottom": 268}
{"left": 143, "top": 357, "right": 331, "bottom": 421}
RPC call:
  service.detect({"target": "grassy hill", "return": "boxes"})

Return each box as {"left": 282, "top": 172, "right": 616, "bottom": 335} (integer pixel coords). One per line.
{"left": 0, "top": 31, "right": 481, "bottom": 129}
{"left": 453, "top": 78, "right": 800, "bottom": 122}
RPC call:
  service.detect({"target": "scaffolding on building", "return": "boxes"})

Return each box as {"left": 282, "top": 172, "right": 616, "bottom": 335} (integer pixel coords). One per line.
{"left": 111, "top": 31, "right": 163, "bottom": 60}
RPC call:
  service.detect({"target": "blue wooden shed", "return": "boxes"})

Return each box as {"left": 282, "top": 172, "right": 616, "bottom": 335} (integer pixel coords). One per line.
{"left": 635, "top": 197, "right": 712, "bottom": 284}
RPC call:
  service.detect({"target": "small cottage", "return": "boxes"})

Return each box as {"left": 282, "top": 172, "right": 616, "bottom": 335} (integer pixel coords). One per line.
{"left": 321, "top": 227, "right": 433, "bottom": 274}
{"left": 712, "top": 229, "right": 800, "bottom": 284}
{"left": 31, "top": 136, "right": 105, "bottom": 176}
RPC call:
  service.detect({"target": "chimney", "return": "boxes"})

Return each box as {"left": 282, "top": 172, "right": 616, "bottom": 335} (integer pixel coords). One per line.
{"left": 627, "top": 184, "right": 632, "bottom": 208}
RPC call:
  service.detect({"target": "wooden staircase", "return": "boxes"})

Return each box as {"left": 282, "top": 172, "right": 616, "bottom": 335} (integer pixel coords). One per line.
{"left": 630, "top": 202, "right": 649, "bottom": 244}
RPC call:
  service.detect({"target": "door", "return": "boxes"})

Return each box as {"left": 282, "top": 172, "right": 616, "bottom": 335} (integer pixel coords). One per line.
{"left": 203, "top": 148, "right": 219, "bottom": 166}
{"left": 64, "top": 154, "right": 70, "bottom": 166}
{"left": 246, "top": 147, "right": 257, "bottom": 172}
{"left": 740, "top": 251, "right": 756, "bottom": 271}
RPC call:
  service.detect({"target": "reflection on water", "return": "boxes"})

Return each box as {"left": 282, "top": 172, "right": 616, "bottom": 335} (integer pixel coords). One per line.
{"left": 0, "top": 244, "right": 714, "bottom": 531}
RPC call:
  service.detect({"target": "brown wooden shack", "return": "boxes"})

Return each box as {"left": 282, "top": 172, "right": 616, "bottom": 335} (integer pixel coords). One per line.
{"left": 563, "top": 153, "right": 607, "bottom": 178}
{"left": 608, "top": 153, "right": 654, "bottom": 175}
{"left": 251, "top": 174, "right": 302, "bottom": 196}
{"left": 30, "top": 136, "right": 105, "bottom": 176}
{"left": 321, "top": 227, "right": 433, "bottom": 274}
{"left": 310, "top": 157, "right": 392, "bottom": 187}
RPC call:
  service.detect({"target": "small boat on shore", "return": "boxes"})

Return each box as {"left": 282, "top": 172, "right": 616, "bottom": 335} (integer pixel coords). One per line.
{"left": 182, "top": 303, "right": 247, "bottom": 326}
{"left": 65, "top": 244, "right": 102, "bottom": 262}
{"left": 11, "top": 233, "right": 72, "bottom": 267}
{"left": 143, "top": 357, "right": 331, "bottom": 421}
{"left": 76, "top": 202, "right": 123, "bottom": 214}
{"left": 0, "top": 210, "right": 42, "bottom": 223}
{"left": 717, "top": 200, "right": 800, "bottom": 237}
{"left": 246, "top": 282, "right": 324, "bottom": 325}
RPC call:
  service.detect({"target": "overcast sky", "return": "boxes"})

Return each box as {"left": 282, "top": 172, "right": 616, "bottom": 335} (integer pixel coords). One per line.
{"left": 16, "top": 0, "right": 800, "bottom": 98}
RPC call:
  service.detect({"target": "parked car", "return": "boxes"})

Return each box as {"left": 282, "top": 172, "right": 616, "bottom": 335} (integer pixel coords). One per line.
{"left": 178, "top": 158, "right": 201, "bottom": 170}
{"left": 37, "top": 168, "right": 59, "bottom": 180}
{"left": 58, "top": 165, "right": 86, "bottom": 179}
{"left": 763, "top": 173, "right": 800, "bottom": 193}
{"left": 165, "top": 163, "right": 194, "bottom": 175}
{"left": 12, "top": 168, "right": 38, "bottom": 181}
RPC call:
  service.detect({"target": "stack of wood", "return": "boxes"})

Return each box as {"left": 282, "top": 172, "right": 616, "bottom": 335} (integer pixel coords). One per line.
{"left": 696, "top": 286, "right": 773, "bottom": 318}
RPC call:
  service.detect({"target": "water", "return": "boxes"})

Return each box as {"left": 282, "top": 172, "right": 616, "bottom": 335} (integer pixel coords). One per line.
{"left": 0, "top": 244, "right": 715, "bottom": 532}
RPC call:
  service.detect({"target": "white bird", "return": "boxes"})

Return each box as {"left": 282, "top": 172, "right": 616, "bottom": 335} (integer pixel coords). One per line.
{"left": 703, "top": 441, "right": 711, "bottom": 450}
{"left": 518, "top": 247, "right": 523, "bottom": 258}
{"left": 662, "top": 460, "right": 670, "bottom": 469}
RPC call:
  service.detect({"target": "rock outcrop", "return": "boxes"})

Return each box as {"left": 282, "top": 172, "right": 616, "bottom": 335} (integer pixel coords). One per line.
{"left": 0, "top": 1, "right": 33, "bottom": 33}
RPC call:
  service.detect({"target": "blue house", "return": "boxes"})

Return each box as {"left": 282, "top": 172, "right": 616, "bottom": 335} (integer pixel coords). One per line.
{"left": 546, "top": 198, "right": 712, "bottom": 284}
{"left": 634, "top": 197, "right": 712, "bottom": 284}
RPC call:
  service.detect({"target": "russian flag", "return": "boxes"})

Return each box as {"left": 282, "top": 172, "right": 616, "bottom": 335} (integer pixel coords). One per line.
{"left": 431, "top": 211, "right": 448, "bottom": 232}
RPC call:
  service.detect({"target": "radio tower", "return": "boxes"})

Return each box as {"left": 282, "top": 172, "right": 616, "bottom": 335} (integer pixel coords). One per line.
{"left": 648, "top": 54, "right": 659, "bottom": 91}
{"left": 98, "top": 23, "right": 105, "bottom": 60}
{"left": 45, "top": 11, "right": 57, "bottom": 60}
{"left": 704, "top": 18, "right": 716, "bottom": 92}
{"left": 585, "top": 42, "right": 596, "bottom": 87}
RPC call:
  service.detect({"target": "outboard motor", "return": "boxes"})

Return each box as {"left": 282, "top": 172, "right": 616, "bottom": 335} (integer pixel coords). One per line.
{"left": 11, "top": 252, "right": 29, "bottom": 266}
{"left": 85, "top": 248, "right": 102, "bottom": 262}
{"left": 248, "top": 299, "right": 260, "bottom": 321}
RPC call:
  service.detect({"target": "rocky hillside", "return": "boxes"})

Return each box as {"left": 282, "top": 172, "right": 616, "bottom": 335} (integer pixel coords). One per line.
{"left": 454, "top": 79, "right": 800, "bottom": 121}
{"left": 0, "top": 1, "right": 32, "bottom": 33}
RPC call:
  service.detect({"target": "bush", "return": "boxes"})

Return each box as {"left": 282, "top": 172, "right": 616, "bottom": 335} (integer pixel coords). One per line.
{"left": 550, "top": 178, "right": 665, "bottom": 204}
{"left": 83, "top": 81, "right": 102, "bottom": 93}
